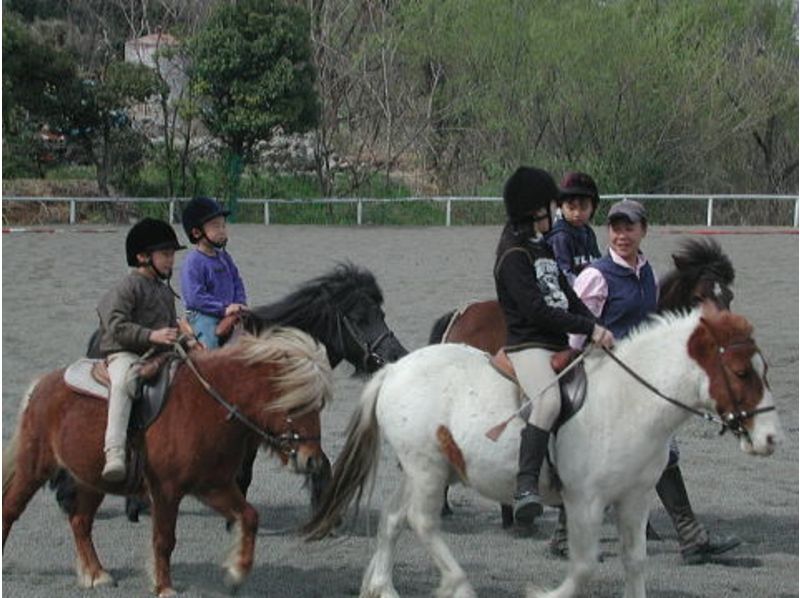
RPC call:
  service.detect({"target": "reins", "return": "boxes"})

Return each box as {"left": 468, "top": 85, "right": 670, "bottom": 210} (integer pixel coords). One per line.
{"left": 599, "top": 343, "right": 775, "bottom": 439}
{"left": 172, "top": 341, "right": 320, "bottom": 454}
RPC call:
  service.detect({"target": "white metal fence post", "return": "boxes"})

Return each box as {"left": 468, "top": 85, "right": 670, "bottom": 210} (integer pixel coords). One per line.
{"left": 169, "top": 201, "right": 175, "bottom": 224}
{"left": 357, "top": 200, "right": 362, "bottom": 225}
{"left": 446, "top": 199, "right": 452, "bottom": 226}
{"left": 264, "top": 201, "right": 270, "bottom": 225}
{"left": 69, "top": 199, "right": 76, "bottom": 224}
{"left": 794, "top": 198, "right": 799, "bottom": 228}
{"left": 706, "top": 198, "right": 714, "bottom": 227}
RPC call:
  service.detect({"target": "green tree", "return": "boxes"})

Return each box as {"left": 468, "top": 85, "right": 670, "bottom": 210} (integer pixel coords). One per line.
{"left": 2, "top": 12, "right": 77, "bottom": 176}
{"left": 186, "top": 0, "right": 318, "bottom": 212}
{"left": 56, "top": 61, "right": 165, "bottom": 194}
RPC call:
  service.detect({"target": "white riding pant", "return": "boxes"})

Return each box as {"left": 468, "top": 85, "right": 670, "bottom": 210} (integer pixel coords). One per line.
{"left": 104, "top": 351, "right": 138, "bottom": 451}
{"left": 508, "top": 347, "right": 560, "bottom": 431}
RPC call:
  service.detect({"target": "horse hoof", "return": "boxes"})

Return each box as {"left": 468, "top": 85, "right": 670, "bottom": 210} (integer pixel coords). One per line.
{"left": 77, "top": 567, "right": 116, "bottom": 589}
{"left": 92, "top": 570, "right": 116, "bottom": 588}
{"left": 224, "top": 566, "right": 246, "bottom": 591}
{"left": 157, "top": 587, "right": 177, "bottom": 597}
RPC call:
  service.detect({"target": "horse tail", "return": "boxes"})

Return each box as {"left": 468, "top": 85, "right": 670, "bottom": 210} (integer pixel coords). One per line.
{"left": 428, "top": 310, "right": 457, "bottom": 344}
{"left": 303, "top": 366, "right": 390, "bottom": 540}
{"left": 3, "top": 378, "right": 40, "bottom": 497}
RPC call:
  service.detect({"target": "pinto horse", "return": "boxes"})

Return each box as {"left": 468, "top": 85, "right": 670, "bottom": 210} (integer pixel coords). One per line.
{"left": 305, "top": 304, "right": 779, "bottom": 598}
{"left": 429, "top": 237, "right": 736, "bottom": 525}
{"left": 52, "top": 263, "right": 408, "bottom": 523}
{"left": 4, "top": 328, "right": 332, "bottom": 596}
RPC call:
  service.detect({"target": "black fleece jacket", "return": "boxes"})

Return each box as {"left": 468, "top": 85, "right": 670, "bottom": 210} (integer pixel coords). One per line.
{"left": 494, "top": 237, "right": 596, "bottom": 351}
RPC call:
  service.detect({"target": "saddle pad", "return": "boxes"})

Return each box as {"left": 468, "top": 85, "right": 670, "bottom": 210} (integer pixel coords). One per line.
{"left": 64, "top": 358, "right": 109, "bottom": 400}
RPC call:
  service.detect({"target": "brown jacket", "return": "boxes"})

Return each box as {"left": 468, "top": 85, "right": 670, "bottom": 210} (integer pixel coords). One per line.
{"left": 97, "top": 271, "right": 177, "bottom": 356}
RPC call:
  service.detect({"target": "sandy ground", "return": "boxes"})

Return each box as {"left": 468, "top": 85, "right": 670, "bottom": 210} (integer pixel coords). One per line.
{"left": 2, "top": 224, "right": 798, "bottom": 597}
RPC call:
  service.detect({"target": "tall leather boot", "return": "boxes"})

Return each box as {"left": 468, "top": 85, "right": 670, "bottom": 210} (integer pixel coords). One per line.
{"left": 514, "top": 424, "right": 549, "bottom": 525}
{"left": 656, "top": 464, "right": 740, "bottom": 564}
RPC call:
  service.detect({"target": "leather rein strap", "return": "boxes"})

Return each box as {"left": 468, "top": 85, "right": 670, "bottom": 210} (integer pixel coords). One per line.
{"left": 173, "top": 341, "right": 320, "bottom": 452}
{"left": 600, "top": 345, "right": 775, "bottom": 438}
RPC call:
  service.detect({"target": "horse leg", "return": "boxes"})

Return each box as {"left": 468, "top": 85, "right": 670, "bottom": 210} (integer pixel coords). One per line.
{"left": 361, "top": 477, "right": 411, "bottom": 598}
{"left": 405, "top": 471, "right": 475, "bottom": 598}
{"left": 310, "top": 451, "right": 332, "bottom": 514}
{"left": 235, "top": 440, "right": 258, "bottom": 499}
{"left": 196, "top": 485, "right": 259, "bottom": 590}
{"left": 529, "top": 498, "right": 604, "bottom": 598}
{"left": 149, "top": 485, "right": 181, "bottom": 597}
{"left": 2, "top": 422, "right": 56, "bottom": 547}
{"left": 615, "top": 493, "right": 649, "bottom": 598}
{"left": 68, "top": 487, "right": 115, "bottom": 588}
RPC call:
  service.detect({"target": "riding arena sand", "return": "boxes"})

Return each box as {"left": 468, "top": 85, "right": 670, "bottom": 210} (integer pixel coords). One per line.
{"left": 2, "top": 224, "right": 797, "bottom": 597}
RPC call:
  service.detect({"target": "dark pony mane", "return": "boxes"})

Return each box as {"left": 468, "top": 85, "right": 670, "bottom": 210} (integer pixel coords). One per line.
{"left": 246, "top": 263, "right": 383, "bottom": 343}
{"left": 658, "top": 238, "right": 735, "bottom": 312}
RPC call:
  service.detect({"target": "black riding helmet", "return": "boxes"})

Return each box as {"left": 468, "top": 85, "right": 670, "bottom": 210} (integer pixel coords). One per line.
{"left": 558, "top": 171, "right": 600, "bottom": 218}
{"left": 125, "top": 218, "right": 185, "bottom": 267}
{"left": 181, "top": 196, "right": 230, "bottom": 244}
{"left": 503, "top": 166, "right": 558, "bottom": 225}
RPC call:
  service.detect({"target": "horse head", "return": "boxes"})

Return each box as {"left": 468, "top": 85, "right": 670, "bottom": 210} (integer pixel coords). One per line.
{"left": 226, "top": 328, "right": 333, "bottom": 475}
{"left": 687, "top": 301, "right": 780, "bottom": 456}
{"left": 659, "top": 238, "right": 735, "bottom": 312}
{"left": 247, "top": 263, "right": 407, "bottom": 374}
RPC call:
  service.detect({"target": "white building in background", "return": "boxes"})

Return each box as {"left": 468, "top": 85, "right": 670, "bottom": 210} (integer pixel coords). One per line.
{"left": 124, "top": 33, "right": 188, "bottom": 132}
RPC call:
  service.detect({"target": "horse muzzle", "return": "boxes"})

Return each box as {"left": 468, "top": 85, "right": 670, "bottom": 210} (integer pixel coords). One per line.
{"left": 291, "top": 449, "right": 326, "bottom": 475}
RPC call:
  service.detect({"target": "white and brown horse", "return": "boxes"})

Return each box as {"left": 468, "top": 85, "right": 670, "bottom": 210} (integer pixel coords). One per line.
{"left": 305, "top": 303, "right": 780, "bottom": 598}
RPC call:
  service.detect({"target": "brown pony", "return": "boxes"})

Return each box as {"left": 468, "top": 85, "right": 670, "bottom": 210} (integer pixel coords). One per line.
{"left": 3, "top": 327, "right": 332, "bottom": 597}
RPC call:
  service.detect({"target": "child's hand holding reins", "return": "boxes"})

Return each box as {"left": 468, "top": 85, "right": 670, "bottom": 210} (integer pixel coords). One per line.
{"left": 150, "top": 327, "right": 178, "bottom": 346}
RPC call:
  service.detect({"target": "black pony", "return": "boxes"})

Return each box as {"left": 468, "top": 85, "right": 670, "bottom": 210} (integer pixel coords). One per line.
{"left": 657, "top": 237, "right": 735, "bottom": 312}
{"left": 50, "top": 263, "right": 407, "bottom": 522}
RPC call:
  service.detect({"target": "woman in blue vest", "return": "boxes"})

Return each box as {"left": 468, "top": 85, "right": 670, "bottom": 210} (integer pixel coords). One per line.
{"left": 566, "top": 200, "right": 740, "bottom": 564}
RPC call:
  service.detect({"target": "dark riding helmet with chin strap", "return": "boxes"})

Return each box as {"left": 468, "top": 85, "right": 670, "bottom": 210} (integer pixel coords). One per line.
{"left": 503, "top": 166, "right": 558, "bottom": 225}
{"left": 181, "top": 196, "right": 230, "bottom": 244}
{"left": 125, "top": 218, "right": 185, "bottom": 267}
{"left": 558, "top": 171, "right": 600, "bottom": 218}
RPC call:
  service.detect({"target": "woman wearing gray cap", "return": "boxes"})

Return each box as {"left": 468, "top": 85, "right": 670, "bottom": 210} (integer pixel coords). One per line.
{"left": 562, "top": 200, "right": 740, "bottom": 564}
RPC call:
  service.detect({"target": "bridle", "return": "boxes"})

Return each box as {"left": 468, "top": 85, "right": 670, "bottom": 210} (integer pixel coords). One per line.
{"left": 173, "top": 341, "right": 320, "bottom": 459}
{"left": 337, "top": 311, "right": 396, "bottom": 372}
{"left": 599, "top": 328, "right": 775, "bottom": 441}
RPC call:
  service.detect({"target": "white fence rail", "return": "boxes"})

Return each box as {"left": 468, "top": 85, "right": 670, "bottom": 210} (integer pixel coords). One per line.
{"left": 3, "top": 194, "right": 798, "bottom": 227}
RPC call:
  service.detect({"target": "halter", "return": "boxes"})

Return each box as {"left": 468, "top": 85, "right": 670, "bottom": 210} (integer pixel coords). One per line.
{"left": 600, "top": 331, "right": 775, "bottom": 441}
{"left": 173, "top": 342, "right": 320, "bottom": 458}
{"left": 336, "top": 310, "right": 396, "bottom": 372}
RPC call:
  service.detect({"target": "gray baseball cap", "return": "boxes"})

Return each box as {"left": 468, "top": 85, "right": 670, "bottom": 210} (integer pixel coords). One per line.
{"left": 607, "top": 200, "right": 646, "bottom": 224}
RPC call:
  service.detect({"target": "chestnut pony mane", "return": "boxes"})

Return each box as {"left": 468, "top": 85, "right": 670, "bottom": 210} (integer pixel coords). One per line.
{"left": 198, "top": 326, "right": 333, "bottom": 416}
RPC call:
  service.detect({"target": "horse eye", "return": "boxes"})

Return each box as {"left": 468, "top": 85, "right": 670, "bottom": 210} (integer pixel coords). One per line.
{"left": 735, "top": 370, "right": 749, "bottom": 379}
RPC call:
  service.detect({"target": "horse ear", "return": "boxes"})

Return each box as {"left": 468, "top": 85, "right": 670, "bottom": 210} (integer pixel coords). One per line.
{"left": 672, "top": 253, "right": 688, "bottom": 269}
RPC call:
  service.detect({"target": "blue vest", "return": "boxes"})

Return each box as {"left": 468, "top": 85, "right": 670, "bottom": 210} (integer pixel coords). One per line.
{"left": 591, "top": 255, "right": 657, "bottom": 339}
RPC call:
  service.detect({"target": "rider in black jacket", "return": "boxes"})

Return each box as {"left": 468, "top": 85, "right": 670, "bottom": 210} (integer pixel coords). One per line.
{"left": 494, "top": 166, "right": 614, "bottom": 524}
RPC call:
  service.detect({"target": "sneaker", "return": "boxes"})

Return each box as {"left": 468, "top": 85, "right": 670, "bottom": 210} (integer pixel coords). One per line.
{"left": 681, "top": 533, "right": 741, "bottom": 565}
{"left": 513, "top": 491, "right": 543, "bottom": 525}
{"left": 102, "top": 447, "right": 126, "bottom": 483}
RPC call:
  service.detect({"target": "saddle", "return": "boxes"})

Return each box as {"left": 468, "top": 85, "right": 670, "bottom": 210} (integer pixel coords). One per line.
{"left": 488, "top": 347, "right": 587, "bottom": 431}
{"left": 63, "top": 352, "right": 181, "bottom": 431}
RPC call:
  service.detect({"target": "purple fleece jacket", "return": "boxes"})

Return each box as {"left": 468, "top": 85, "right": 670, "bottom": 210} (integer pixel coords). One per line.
{"left": 181, "top": 248, "right": 247, "bottom": 317}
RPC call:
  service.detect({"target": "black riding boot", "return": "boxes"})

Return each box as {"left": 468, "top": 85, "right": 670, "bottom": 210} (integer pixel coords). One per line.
{"left": 514, "top": 424, "right": 549, "bottom": 525}
{"left": 656, "top": 464, "right": 741, "bottom": 564}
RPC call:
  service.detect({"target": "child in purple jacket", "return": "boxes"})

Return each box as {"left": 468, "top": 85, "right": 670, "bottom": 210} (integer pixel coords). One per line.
{"left": 180, "top": 197, "right": 247, "bottom": 348}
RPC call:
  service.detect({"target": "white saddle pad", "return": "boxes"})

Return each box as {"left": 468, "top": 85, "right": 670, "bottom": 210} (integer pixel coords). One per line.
{"left": 64, "top": 358, "right": 109, "bottom": 400}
